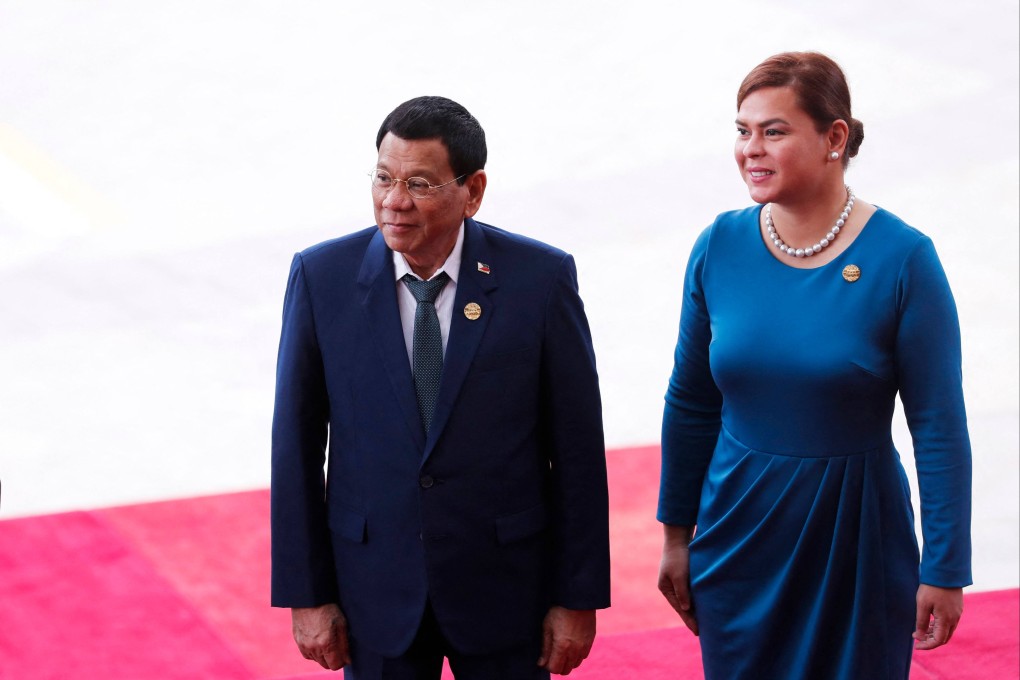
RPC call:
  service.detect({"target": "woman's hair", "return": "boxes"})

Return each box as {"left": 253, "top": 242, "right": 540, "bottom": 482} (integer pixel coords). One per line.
{"left": 737, "top": 52, "right": 864, "bottom": 167}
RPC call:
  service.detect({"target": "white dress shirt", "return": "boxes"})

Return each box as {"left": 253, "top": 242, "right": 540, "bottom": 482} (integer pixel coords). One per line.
{"left": 393, "top": 223, "right": 464, "bottom": 366}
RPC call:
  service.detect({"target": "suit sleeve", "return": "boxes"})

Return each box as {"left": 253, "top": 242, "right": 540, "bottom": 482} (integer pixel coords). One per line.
{"left": 895, "top": 237, "right": 972, "bottom": 587}
{"left": 657, "top": 227, "right": 723, "bottom": 526}
{"left": 540, "top": 254, "right": 611, "bottom": 610}
{"left": 270, "top": 253, "right": 338, "bottom": 607}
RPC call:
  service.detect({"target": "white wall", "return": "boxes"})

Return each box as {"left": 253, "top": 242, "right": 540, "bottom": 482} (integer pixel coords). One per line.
{"left": 0, "top": 0, "right": 1016, "bottom": 588}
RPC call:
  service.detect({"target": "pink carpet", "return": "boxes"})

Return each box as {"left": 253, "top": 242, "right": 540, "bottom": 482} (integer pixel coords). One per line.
{"left": 1, "top": 446, "right": 1015, "bottom": 679}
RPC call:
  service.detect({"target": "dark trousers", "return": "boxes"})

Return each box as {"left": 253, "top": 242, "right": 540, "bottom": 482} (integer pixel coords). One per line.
{"left": 344, "top": 601, "right": 550, "bottom": 680}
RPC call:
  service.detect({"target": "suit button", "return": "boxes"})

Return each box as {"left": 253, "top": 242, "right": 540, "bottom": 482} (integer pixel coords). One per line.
{"left": 419, "top": 475, "right": 435, "bottom": 489}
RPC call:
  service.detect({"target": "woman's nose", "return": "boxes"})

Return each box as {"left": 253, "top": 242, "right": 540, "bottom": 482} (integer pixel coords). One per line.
{"left": 742, "top": 134, "right": 763, "bottom": 157}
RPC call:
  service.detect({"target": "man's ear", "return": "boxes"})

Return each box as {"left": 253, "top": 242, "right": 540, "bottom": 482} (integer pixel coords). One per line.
{"left": 463, "top": 170, "right": 487, "bottom": 219}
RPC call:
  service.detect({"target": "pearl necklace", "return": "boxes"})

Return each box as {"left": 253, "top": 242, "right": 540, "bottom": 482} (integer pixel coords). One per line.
{"left": 765, "top": 186, "right": 855, "bottom": 258}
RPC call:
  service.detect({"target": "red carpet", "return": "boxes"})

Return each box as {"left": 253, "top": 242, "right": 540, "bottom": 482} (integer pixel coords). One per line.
{"left": 1, "top": 446, "right": 1016, "bottom": 679}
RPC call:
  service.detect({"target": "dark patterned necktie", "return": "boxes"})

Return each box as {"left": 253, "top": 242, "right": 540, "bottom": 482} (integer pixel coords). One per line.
{"left": 401, "top": 272, "right": 450, "bottom": 434}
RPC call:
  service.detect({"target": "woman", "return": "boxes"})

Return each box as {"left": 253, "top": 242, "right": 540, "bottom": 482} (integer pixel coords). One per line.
{"left": 656, "top": 52, "right": 972, "bottom": 680}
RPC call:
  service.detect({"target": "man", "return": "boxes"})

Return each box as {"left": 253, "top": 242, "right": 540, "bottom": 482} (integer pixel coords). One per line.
{"left": 271, "top": 96, "right": 610, "bottom": 679}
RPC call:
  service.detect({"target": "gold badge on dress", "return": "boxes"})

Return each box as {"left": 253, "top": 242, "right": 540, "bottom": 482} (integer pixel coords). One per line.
{"left": 842, "top": 264, "right": 861, "bottom": 283}
{"left": 464, "top": 302, "right": 482, "bottom": 320}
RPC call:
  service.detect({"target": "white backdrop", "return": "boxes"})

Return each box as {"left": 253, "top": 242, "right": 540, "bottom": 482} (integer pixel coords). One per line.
{"left": 1, "top": 0, "right": 1017, "bottom": 589}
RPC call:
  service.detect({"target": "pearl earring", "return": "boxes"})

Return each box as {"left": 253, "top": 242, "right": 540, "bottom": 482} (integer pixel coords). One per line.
{"left": 830, "top": 151, "right": 839, "bottom": 160}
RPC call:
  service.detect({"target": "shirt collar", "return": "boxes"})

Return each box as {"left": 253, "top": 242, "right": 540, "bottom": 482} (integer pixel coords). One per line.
{"left": 393, "top": 222, "right": 465, "bottom": 283}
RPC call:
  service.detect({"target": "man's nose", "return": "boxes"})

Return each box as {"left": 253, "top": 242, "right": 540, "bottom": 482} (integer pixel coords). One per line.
{"left": 381, "top": 180, "right": 414, "bottom": 210}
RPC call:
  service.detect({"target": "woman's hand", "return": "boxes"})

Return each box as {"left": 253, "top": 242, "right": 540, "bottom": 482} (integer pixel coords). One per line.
{"left": 657, "top": 524, "right": 698, "bottom": 635}
{"left": 913, "top": 584, "right": 963, "bottom": 650}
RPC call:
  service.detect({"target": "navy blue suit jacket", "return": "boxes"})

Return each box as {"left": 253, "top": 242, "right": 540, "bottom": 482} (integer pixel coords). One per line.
{"left": 271, "top": 218, "right": 610, "bottom": 656}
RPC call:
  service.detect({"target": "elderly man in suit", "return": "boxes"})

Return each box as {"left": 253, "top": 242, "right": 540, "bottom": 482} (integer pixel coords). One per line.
{"left": 271, "top": 96, "right": 610, "bottom": 679}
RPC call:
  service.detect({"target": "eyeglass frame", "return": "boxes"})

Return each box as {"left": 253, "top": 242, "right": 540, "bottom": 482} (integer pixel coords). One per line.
{"left": 369, "top": 168, "right": 468, "bottom": 199}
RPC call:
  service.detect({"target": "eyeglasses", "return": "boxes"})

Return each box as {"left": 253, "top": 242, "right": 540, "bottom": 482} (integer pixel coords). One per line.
{"left": 369, "top": 169, "right": 467, "bottom": 199}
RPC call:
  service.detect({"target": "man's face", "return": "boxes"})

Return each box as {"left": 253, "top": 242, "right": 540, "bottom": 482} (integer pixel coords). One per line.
{"left": 373, "top": 133, "right": 485, "bottom": 279}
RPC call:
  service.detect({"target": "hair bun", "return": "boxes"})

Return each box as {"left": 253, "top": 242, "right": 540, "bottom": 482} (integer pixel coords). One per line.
{"left": 847, "top": 118, "right": 865, "bottom": 158}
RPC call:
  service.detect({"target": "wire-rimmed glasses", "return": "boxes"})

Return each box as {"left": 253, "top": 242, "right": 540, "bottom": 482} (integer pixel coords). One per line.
{"left": 369, "top": 169, "right": 466, "bottom": 199}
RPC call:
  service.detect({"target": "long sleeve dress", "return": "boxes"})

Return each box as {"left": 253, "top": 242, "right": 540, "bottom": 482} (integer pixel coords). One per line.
{"left": 657, "top": 205, "right": 972, "bottom": 680}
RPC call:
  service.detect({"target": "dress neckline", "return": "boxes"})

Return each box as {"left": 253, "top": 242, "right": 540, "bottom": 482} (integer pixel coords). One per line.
{"left": 755, "top": 204, "right": 882, "bottom": 272}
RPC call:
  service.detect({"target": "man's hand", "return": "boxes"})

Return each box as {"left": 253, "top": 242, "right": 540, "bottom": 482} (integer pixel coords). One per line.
{"left": 657, "top": 524, "right": 698, "bottom": 636}
{"left": 537, "top": 606, "right": 596, "bottom": 675}
{"left": 291, "top": 603, "right": 351, "bottom": 671}
{"left": 913, "top": 584, "right": 963, "bottom": 650}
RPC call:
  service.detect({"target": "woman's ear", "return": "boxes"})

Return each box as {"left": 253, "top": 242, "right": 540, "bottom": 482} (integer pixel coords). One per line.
{"left": 827, "top": 119, "right": 850, "bottom": 158}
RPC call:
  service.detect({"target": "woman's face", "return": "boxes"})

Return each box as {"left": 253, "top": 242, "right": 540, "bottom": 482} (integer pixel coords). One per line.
{"left": 734, "top": 86, "right": 833, "bottom": 206}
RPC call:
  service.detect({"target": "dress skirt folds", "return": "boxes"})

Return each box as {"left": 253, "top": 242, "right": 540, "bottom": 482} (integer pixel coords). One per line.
{"left": 658, "top": 206, "right": 972, "bottom": 680}
{"left": 692, "top": 428, "right": 918, "bottom": 678}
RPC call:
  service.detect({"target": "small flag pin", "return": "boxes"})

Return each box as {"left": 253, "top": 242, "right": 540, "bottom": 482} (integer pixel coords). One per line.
{"left": 477, "top": 262, "right": 491, "bottom": 274}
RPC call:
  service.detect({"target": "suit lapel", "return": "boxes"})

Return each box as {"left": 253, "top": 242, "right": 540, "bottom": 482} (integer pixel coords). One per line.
{"left": 357, "top": 229, "right": 426, "bottom": 451}
{"left": 424, "top": 219, "right": 498, "bottom": 461}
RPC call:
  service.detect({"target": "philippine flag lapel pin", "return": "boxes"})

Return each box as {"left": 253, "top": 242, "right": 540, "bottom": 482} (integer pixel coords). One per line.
{"left": 477, "top": 262, "right": 491, "bottom": 274}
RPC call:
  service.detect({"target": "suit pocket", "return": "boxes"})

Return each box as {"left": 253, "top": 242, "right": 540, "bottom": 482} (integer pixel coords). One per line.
{"left": 471, "top": 346, "right": 539, "bottom": 373}
{"left": 328, "top": 504, "right": 367, "bottom": 543}
{"left": 494, "top": 503, "right": 548, "bottom": 544}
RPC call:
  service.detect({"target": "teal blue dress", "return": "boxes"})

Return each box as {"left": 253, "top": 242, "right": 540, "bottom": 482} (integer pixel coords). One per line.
{"left": 658, "top": 206, "right": 972, "bottom": 680}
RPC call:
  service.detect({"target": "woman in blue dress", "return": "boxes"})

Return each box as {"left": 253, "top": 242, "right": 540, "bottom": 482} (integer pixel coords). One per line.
{"left": 656, "top": 52, "right": 972, "bottom": 680}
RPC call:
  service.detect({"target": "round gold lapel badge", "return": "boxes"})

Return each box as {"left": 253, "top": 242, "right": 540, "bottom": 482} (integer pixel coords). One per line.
{"left": 842, "top": 264, "right": 861, "bottom": 283}
{"left": 464, "top": 302, "right": 482, "bottom": 320}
